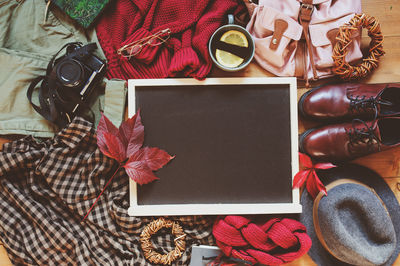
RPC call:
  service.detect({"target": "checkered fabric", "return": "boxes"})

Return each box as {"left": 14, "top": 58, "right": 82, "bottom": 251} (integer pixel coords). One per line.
{"left": 0, "top": 117, "right": 215, "bottom": 265}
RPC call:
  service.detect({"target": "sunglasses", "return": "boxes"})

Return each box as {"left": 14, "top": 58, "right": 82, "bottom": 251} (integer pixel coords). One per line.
{"left": 117, "top": 28, "right": 171, "bottom": 59}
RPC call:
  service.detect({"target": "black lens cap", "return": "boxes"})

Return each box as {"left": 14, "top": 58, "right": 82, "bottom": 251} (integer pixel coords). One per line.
{"left": 56, "top": 59, "right": 84, "bottom": 87}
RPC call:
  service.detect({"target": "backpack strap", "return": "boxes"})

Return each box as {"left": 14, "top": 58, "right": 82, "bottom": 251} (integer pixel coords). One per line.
{"left": 299, "top": 0, "right": 318, "bottom": 84}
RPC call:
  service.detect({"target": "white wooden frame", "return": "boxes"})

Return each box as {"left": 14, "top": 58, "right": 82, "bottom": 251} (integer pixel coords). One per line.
{"left": 127, "top": 77, "right": 301, "bottom": 216}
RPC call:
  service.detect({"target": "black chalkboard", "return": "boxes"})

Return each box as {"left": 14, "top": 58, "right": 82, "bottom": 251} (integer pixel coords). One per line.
{"left": 129, "top": 79, "right": 298, "bottom": 213}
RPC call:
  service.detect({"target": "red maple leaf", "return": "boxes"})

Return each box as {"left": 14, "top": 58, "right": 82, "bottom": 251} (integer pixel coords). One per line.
{"left": 96, "top": 111, "right": 174, "bottom": 184}
{"left": 83, "top": 111, "right": 174, "bottom": 221}
{"left": 293, "top": 153, "right": 336, "bottom": 198}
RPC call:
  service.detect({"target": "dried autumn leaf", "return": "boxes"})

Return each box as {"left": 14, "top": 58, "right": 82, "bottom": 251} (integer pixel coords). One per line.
{"left": 124, "top": 161, "right": 158, "bottom": 185}
{"left": 124, "top": 147, "right": 174, "bottom": 184}
{"left": 118, "top": 110, "right": 144, "bottom": 157}
{"left": 293, "top": 153, "right": 335, "bottom": 199}
{"left": 306, "top": 170, "right": 327, "bottom": 198}
{"left": 299, "top": 152, "right": 313, "bottom": 168}
{"left": 97, "top": 114, "right": 126, "bottom": 162}
{"left": 83, "top": 111, "right": 174, "bottom": 221}
{"left": 97, "top": 111, "right": 174, "bottom": 180}
{"left": 98, "top": 112, "right": 119, "bottom": 136}
{"left": 293, "top": 170, "right": 310, "bottom": 189}
{"left": 102, "top": 132, "right": 126, "bottom": 163}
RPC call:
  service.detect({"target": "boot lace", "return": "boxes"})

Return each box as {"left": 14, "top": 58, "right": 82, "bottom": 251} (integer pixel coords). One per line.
{"left": 349, "top": 88, "right": 393, "bottom": 117}
{"left": 346, "top": 118, "right": 381, "bottom": 152}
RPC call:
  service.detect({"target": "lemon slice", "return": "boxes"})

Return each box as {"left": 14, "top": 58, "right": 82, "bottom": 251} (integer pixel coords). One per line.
{"left": 215, "top": 30, "right": 248, "bottom": 68}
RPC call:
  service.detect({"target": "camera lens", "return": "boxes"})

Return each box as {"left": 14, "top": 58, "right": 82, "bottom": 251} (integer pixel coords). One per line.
{"left": 56, "top": 59, "right": 84, "bottom": 88}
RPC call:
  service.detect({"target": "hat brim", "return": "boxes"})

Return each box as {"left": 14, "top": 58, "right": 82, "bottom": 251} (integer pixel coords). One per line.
{"left": 300, "top": 164, "right": 400, "bottom": 266}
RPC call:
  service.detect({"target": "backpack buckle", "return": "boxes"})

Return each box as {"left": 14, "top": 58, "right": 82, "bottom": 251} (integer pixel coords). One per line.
{"left": 300, "top": 3, "right": 314, "bottom": 16}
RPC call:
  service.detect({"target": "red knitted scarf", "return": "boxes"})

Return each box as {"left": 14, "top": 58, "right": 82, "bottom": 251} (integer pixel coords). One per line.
{"left": 213, "top": 216, "right": 312, "bottom": 265}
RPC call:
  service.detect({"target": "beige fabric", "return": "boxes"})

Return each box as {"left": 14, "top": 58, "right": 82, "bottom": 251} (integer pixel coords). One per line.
{"left": 0, "top": 0, "right": 125, "bottom": 137}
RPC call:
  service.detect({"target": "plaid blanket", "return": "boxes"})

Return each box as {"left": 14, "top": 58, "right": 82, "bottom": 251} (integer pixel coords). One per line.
{"left": 0, "top": 117, "right": 214, "bottom": 265}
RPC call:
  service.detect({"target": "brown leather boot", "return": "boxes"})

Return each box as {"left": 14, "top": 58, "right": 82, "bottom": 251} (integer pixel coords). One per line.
{"left": 299, "top": 83, "right": 400, "bottom": 121}
{"left": 299, "top": 117, "right": 400, "bottom": 162}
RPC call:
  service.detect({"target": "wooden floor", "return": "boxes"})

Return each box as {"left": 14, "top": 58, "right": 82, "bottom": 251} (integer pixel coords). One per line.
{"left": 0, "top": 0, "right": 399, "bottom": 264}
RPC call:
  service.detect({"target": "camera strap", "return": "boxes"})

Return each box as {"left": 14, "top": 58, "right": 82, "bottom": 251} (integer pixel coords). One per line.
{"left": 27, "top": 75, "right": 57, "bottom": 122}
{"left": 27, "top": 75, "right": 74, "bottom": 127}
{"left": 27, "top": 42, "right": 94, "bottom": 128}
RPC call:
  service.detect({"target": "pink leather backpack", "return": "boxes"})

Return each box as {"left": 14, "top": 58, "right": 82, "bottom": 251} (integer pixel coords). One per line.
{"left": 245, "top": 0, "right": 362, "bottom": 85}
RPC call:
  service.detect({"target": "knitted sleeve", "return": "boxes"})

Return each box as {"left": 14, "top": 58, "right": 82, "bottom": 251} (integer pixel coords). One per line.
{"left": 168, "top": 28, "right": 202, "bottom": 77}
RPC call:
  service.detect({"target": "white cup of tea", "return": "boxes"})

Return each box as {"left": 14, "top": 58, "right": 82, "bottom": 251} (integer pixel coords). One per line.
{"left": 208, "top": 14, "right": 255, "bottom": 72}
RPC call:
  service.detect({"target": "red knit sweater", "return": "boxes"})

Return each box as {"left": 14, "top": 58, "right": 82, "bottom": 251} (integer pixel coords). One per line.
{"left": 96, "top": 0, "right": 245, "bottom": 80}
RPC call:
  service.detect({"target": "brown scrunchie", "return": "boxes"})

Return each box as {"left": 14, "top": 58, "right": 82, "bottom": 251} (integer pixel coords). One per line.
{"left": 140, "top": 217, "right": 186, "bottom": 265}
{"left": 332, "top": 13, "right": 384, "bottom": 80}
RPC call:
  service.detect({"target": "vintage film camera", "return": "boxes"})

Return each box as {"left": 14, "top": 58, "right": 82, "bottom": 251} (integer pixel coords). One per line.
{"left": 28, "top": 42, "right": 106, "bottom": 127}
{"left": 51, "top": 42, "right": 106, "bottom": 114}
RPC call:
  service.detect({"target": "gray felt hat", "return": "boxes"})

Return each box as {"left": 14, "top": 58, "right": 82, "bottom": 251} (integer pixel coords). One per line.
{"left": 300, "top": 164, "right": 400, "bottom": 266}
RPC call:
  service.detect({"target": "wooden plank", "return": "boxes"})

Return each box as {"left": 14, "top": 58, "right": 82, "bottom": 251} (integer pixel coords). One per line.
{"left": 360, "top": 36, "right": 400, "bottom": 83}
{"left": 354, "top": 150, "right": 400, "bottom": 178}
{"left": 0, "top": 138, "right": 10, "bottom": 148}
{"left": 0, "top": 245, "right": 11, "bottom": 266}
{"left": 362, "top": 0, "right": 400, "bottom": 37}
